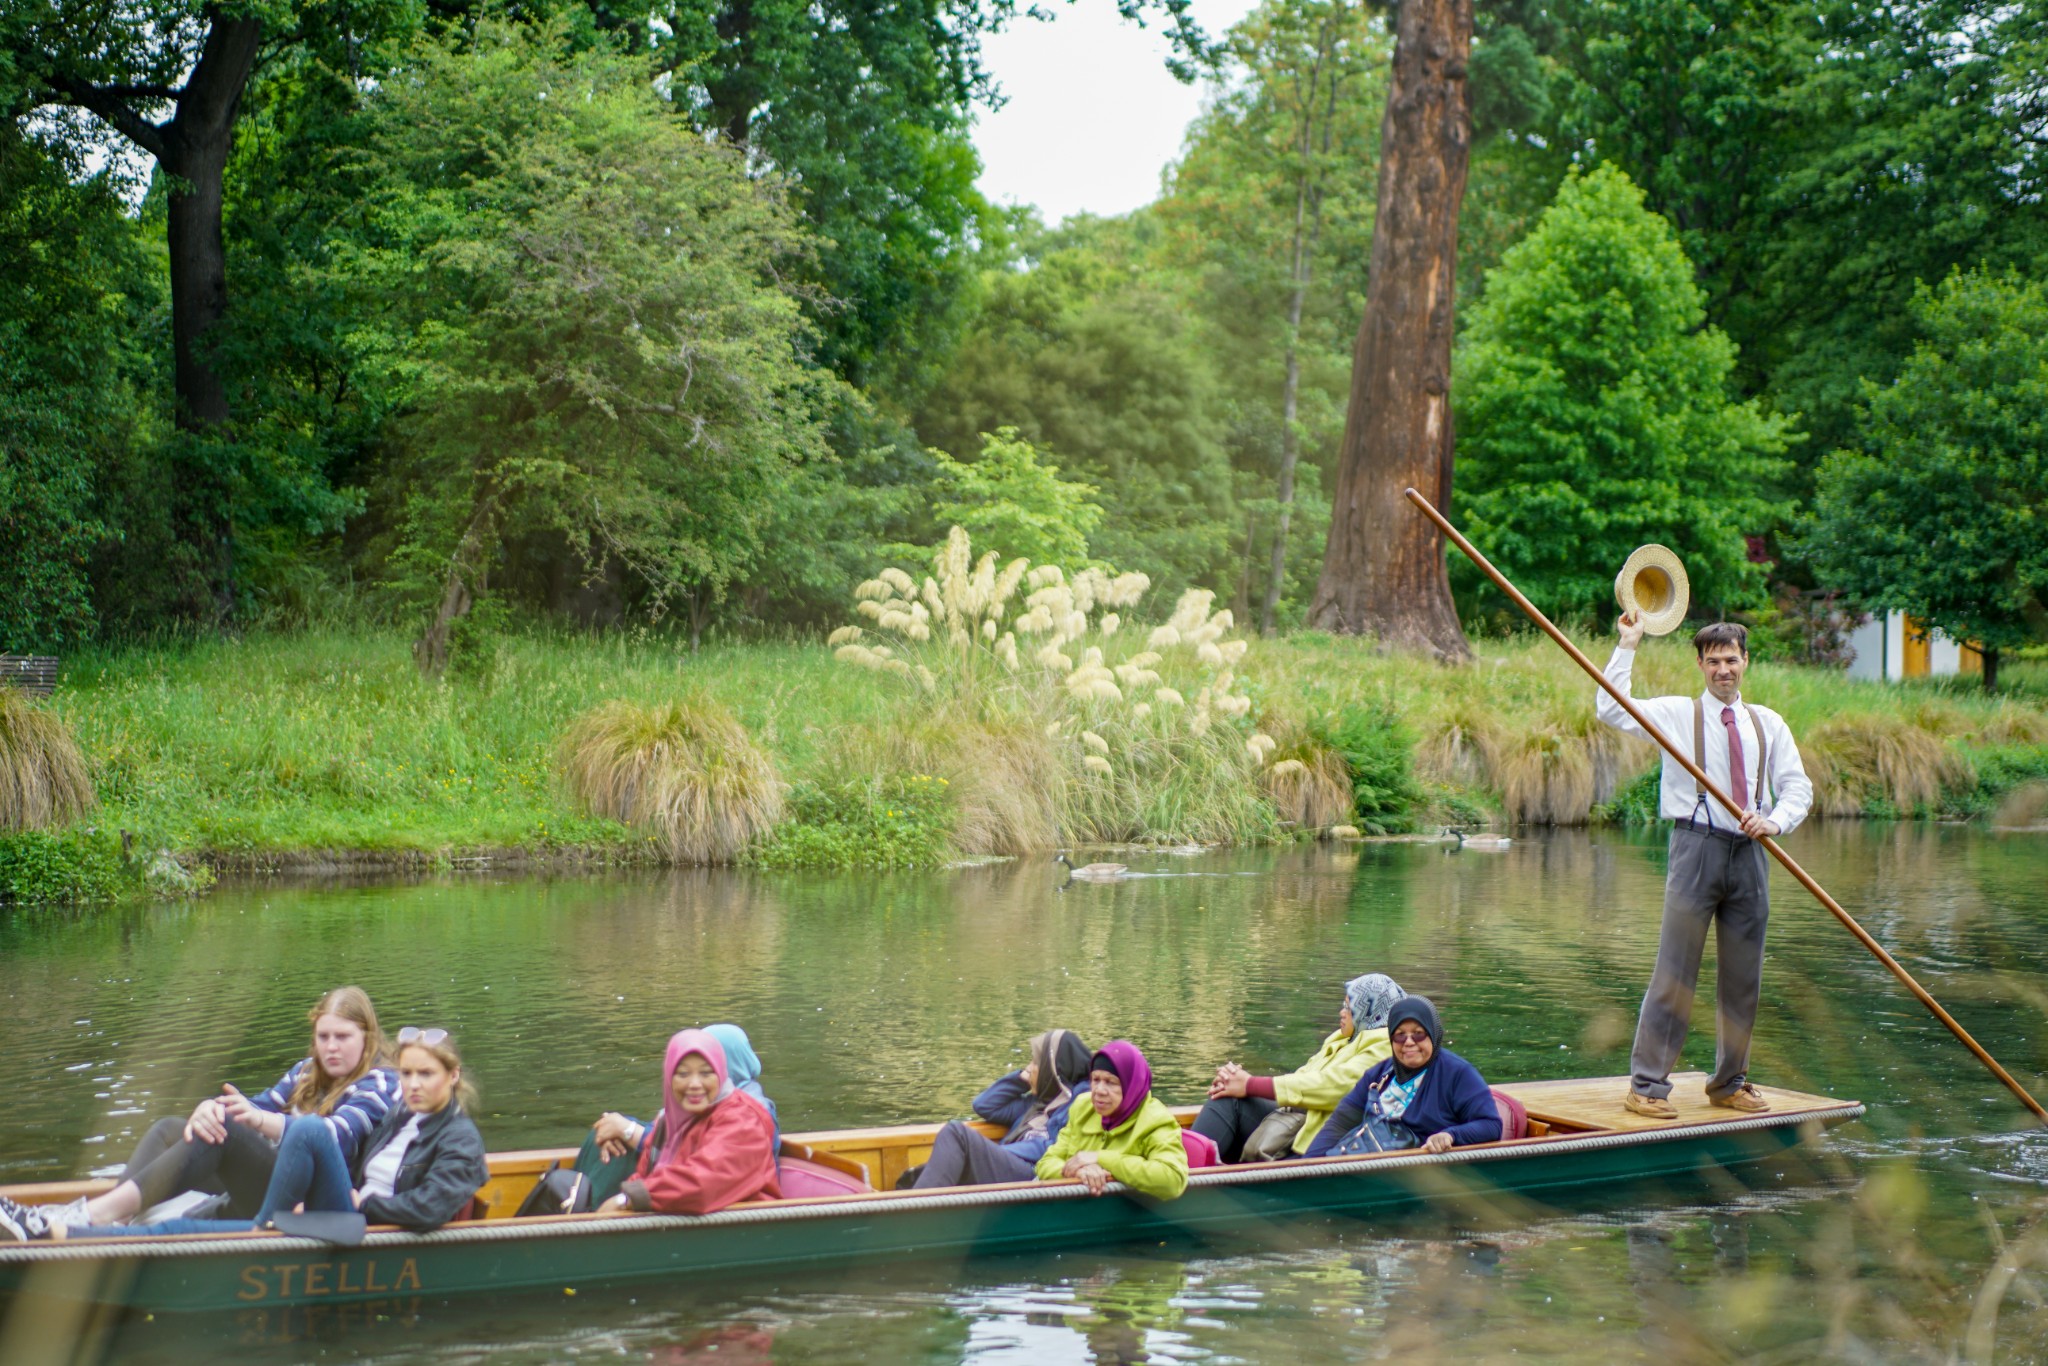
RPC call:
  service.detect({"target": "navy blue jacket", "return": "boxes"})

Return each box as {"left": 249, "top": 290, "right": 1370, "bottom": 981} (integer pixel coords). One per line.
{"left": 972, "top": 1072, "right": 1090, "bottom": 1164}
{"left": 1304, "top": 1050, "right": 1501, "bottom": 1156}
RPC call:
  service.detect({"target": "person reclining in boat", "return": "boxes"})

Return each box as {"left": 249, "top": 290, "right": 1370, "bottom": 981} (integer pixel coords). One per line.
{"left": 1192, "top": 972, "right": 1404, "bottom": 1164}
{"left": 40, "top": 1027, "right": 487, "bottom": 1241}
{"left": 1304, "top": 996, "right": 1501, "bottom": 1157}
{"left": 905, "top": 1028, "right": 1093, "bottom": 1190}
{"left": 595, "top": 1029, "right": 780, "bottom": 1216}
{"left": 1034, "top": 1041, "right": 1189, "bottom": 1200}
{"left": 0, "top": 985, "right": 399, "bottom": 1241}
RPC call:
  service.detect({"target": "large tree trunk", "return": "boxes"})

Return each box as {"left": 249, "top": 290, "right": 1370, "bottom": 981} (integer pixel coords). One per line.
{"left": 157, "top": 17, "right": 261, "bottom": 431}
{"left": 1308, "top": 0, "right": 1473, "bottom": 661}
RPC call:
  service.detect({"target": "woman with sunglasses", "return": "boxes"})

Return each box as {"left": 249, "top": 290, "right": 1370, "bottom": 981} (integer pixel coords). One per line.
{"left": 1193, "top": 972, "right": 1404, "bottom": 1163}
{"left": 1303, "top": 996, "right": 1501, "bottom": 1157}
{"left": 54, "top": 1026, "right": 488, "bottom": 1239}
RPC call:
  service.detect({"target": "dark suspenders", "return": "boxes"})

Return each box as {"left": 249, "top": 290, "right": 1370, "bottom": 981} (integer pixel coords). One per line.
{"left": 1693, "top": 696, "right": 1769, "bottom": 828}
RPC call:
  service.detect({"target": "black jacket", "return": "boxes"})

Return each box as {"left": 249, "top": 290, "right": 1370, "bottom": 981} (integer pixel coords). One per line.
{"left": 352, "top": 1100, "right": 488, "bottom": 1232}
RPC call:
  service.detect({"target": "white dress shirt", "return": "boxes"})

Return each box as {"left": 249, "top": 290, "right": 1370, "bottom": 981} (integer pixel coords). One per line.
{"left": 1596, "top": 647, "right": 1813, "bottom": 835}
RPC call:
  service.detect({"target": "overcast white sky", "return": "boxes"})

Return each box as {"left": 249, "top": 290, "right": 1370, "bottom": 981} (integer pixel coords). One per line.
{"left": 971, "top": 0, "right": 1261, "bottom": 224}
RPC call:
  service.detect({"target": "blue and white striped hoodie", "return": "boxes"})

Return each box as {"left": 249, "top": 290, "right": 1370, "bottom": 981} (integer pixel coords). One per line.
{"left": 250, "top": 1059, "right": 400, "bottom": 1160}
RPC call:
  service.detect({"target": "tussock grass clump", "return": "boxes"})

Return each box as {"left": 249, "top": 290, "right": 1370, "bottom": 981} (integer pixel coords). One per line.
{"left": 1802, "top": 713, "right": 1974, "bottom": 816}
{"left": 1993, "top": 780, "right": 2048, "bottom": 829}
{"left": 0, "top": 687, "right": 97, "bottom": 832}
{"left": 1263, "top": 740, "right": 1355, "bottom": 831}
{"left": 558, "top": 698, "right": 783, "bottom": 863}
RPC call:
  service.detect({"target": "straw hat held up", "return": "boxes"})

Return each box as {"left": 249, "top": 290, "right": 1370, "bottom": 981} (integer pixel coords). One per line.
{"left": 1614, "top": 545, "right": 1690, "bottom": 636}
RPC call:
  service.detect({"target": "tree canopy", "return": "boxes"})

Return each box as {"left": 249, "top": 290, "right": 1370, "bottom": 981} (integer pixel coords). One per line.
{"left": 1805, "top": 270, "right": 2048, "bottom": 688}
{"left": 1453, "top": 165, "right": 1793, "bottom": 623}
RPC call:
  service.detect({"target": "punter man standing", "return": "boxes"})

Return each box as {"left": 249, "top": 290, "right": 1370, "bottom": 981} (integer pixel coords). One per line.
{"left": 1598, "top": 614, "right": 1813, "bottom": 1119}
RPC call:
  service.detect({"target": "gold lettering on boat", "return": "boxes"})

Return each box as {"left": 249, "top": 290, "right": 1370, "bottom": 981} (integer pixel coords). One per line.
{"left": 304, "top": 1263, "right": 331, "bottom": 1296}
{"left": 338, "top": 1262, "right": 362, "bottom": 1295}
{"left": 394, "top": 1258, "right": 421, "bottom": 1292}
{"left": 366, "top": 1262, "right": 388, "bottom": 1293}
{"left": 238, "top": 1266, "right": 268, "bottom": 1301}
{"left": 277, "top": 1264, "right": 299, "bottom": 1298}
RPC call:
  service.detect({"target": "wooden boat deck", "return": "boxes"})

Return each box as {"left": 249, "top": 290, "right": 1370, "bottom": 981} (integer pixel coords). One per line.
{"left": 1495, "top": 1071, "right": 1858, "bottom": 1134}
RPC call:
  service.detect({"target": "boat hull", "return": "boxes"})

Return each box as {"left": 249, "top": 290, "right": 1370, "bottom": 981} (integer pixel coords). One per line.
{"left": 0, "top": 1106, "right": 1854, "bottom": 1314}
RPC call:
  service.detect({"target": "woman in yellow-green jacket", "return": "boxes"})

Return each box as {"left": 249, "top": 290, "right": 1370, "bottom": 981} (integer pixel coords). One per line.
{"left": 1192, "top": 973, "right": 1403, "bottom": 1163}
{"left": 1035, "top": 1041, "right": 1188, "bottom": 1200}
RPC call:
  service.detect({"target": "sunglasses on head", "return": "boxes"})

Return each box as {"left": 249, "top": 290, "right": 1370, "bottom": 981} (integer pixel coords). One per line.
{"left": 397, "top": 1027, "right": 450, "bottom": 1046}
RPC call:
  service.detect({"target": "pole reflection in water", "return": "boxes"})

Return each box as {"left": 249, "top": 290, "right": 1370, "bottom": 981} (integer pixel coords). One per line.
{"left": 3, "top": 827, "right": 2048, "bottom": 1361}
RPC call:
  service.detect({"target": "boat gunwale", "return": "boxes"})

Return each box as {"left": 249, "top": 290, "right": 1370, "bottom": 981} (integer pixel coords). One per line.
{"left": 0, "top": 1099, "right": 1863, "bottom": 1268}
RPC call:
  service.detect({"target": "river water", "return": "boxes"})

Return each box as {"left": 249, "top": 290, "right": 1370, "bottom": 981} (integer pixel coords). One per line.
{"left": 4, "top": 826, "right": 2048, "bottom": 1362}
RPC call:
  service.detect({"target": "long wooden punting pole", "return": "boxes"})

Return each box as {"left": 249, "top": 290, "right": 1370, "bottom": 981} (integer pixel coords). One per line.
{"left": 1404, "top": 486, "right": 2048, "bottom": 1127}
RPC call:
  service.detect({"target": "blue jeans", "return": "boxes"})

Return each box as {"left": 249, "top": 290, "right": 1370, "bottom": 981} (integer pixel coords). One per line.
{"left": 83, "top": 1116, "right": 355, "bottom": 1238}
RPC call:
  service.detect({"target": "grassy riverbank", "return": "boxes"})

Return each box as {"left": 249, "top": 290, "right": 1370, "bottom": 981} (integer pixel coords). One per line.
{"left": 4, "top": 628, "right": 2045, "bottom": 903}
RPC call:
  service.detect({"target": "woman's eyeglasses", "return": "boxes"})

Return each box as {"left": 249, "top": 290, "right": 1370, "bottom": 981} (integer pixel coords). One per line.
{"left": 398, "top": 1027, "right": 450, "bottom": 1046}
{"left": 1391, "top": 1029, "right": 1431, "bottom": 1044}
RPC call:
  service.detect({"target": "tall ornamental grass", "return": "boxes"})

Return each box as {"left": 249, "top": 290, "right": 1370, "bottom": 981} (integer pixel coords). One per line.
{"left": 558, "top": 697, "right": 782, "bottom": 863}
{"left": 826, "top": 527, "right": 1279, "bottom": 850}
{"left": 0, "top": 686, "right": 96, "bottom": 831}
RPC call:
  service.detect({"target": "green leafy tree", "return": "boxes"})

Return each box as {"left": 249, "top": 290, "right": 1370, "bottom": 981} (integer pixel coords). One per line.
{"left": 1157, "top": 0, "right": 1387, "bottom": 634}
{"left": 916, "top": 216, "right": 1238, "bottom": 600}
{"left": 580, "top": 0, "right": 1210, "bottom": 401}
{"left": 1454, "top": 165, "right": 1794, "bottom": 622}
{"left": 930, "top": 428, "right": 1104, "bottom": 567}
{"left": 342, "top": 21, "right": 828, "bottom": 672}
{"left": 0, "top": 126, "right": 161, "bottom": 648}
{"left": 1520, "top": 0, "right": 2048, "bottom": 466}
{"left": 1805, "top": 270, "right": 2048, "bottom": 691}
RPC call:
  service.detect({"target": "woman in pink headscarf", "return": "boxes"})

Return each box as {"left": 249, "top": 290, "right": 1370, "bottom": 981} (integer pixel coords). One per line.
{"left": 596, "top": 1030, "right": 780, "bottom": 1216}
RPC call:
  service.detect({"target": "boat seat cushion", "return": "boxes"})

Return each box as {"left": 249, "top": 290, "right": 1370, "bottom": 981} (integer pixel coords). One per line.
{"left": 1181, "top": 1128, "right": 1221, "bottom": 1169}
{"left": 1491, "top": 1088, "right": 1528, "bottom": 1142}
{"left": 779, "top": 1156, "right": 870, "bottom": 1199}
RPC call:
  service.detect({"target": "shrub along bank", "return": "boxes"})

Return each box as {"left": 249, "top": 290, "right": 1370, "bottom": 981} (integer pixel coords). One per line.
{"left": 2, "top": 629, "right": 2044, "bottom": 904}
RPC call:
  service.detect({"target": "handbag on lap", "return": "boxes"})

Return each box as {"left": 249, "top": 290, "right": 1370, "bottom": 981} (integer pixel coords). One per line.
{"left": 1327, "top": 1113, "right": 1417, "bottom": 1156}
{"left": 1240, "top": 1107, "right": 1308, "bottom": 1162}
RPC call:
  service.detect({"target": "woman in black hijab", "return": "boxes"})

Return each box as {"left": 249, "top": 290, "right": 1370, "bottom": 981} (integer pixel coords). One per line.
{"left": 1304, "top": 996, "right": 1501, "bottom": 1156}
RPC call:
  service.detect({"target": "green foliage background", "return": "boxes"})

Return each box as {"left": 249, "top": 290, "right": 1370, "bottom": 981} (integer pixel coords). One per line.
{"left": 2, "top": 0, "right": 2043, "bottom": 666}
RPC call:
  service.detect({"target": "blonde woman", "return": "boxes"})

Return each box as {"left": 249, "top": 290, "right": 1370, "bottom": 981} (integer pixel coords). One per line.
{"left": 20, "top": 986, "right": 398, "bottom": 1237}
{"left": 58, "top": 1026, "right": 487, "bottom": 1240}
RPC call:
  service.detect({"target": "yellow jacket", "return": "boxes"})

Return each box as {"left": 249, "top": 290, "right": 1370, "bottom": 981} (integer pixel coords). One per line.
{"left": 1034, "top": 1094, "right": 1189, "bottom": 1199}
{"left": 1272, "top": 1026, "right": 1392, "bottom": 1154}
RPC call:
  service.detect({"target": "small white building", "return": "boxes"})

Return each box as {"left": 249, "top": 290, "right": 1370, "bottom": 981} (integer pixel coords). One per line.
{"left": 1843, "top": 610, "right": 1982, "bottom": 682}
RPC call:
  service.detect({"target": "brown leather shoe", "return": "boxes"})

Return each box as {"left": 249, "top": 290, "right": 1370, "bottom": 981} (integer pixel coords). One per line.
{"left": 1622, "top": 1089, "right": 1678, "bottom": 1120}
{"left": 1709, "top": 1083, "right": 1770, "bottom": 1113}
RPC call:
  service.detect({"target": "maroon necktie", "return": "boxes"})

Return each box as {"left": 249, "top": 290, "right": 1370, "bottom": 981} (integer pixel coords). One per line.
{"left": 1721, "top": 706, "right": 1749, "bottom": 810}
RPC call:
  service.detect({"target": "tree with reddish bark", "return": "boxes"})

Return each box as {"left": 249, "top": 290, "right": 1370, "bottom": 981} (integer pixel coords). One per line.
{"left": 1309, "top": 0, "right": 1474, "bottom": 660}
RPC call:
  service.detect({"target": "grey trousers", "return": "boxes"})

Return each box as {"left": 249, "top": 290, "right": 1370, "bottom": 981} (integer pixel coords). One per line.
{"left": 911, "top": 1120, "right": 1039, "bottom": 1189}
{"left": 1630, "top": 825, "right": 1771, "bottom": 1100}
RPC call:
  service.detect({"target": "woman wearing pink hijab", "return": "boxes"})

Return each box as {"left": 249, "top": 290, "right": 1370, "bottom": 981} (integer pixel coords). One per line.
{"left": 596, "top": 1030, "right": 779, "bottom": 1216}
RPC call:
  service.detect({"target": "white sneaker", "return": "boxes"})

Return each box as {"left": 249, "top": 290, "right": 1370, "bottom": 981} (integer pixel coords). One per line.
{"left": 0, "top": 1195, "right": 50, "bottom": 1240}
{"left": 41, "top": 1196, "right": 91, "bottom": 1233}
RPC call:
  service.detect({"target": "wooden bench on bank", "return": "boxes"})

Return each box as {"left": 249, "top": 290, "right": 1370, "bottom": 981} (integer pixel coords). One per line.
{"left": 0, "top": 655, "right": 59, "bottom": 697}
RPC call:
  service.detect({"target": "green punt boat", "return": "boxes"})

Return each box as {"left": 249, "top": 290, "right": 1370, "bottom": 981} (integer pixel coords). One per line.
{"left": 0, "top": 1073, "right": 1862, "bottom": 1315}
